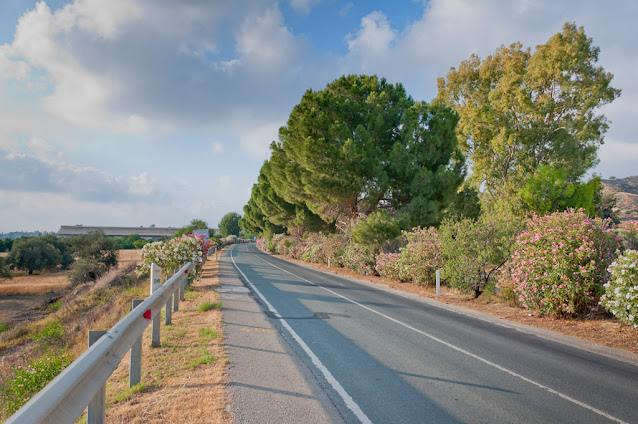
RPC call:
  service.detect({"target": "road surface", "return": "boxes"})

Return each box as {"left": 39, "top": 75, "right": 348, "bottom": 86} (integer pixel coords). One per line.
{"left": 223, "top": 243, "right": 638, "bottom": 424}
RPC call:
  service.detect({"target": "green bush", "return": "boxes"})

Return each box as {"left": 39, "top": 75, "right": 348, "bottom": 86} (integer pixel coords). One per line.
{"left": 0, "top": 349, "right": 72, "bottom": 417}
{"left": 440, "top": 209, "right": 522, "bottom": 298}
{"left": 600, "top": 250, "right": 638, "bottom": 328}
{"left": 31, "top": 320, "right": 66, "bottom": 346}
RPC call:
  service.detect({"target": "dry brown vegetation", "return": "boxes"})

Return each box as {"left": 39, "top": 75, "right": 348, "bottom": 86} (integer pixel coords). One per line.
{"left": 277, "top": 254, "right": 638, "bottom": 355}
{"left": 1, "top": 250, "right": 229, "bottom": 424}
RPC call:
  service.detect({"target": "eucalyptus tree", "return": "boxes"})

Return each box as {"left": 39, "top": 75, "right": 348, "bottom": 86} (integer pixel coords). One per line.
{"left": 436, "top": 23, "right": 620, "bottom": 203}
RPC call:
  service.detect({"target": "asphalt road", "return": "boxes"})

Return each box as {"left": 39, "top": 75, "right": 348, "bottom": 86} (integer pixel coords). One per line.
{"left": 225, "top": 243, "right": 638, "bottom": 424}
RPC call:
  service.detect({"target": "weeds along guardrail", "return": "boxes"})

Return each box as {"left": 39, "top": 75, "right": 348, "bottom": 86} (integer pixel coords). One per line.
{"left": 5, "top": 260, "right": 197, "bottom": 424}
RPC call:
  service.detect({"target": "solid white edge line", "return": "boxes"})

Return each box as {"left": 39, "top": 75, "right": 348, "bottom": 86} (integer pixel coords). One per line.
{"left": 230, "top": 245, "right": 372, "bottom": 424}
{"left": 248, "top": 245, "right": 628, "bottom": 424}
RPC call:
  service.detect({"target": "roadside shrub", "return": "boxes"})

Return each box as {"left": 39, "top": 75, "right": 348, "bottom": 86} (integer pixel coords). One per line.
{"left": 600, "top": 250, "right": 638, "bottom": 329}
{"left": 0, "top": 349, "right": 72, "bottom": 418}
{"left": 375, "top": 252, "right": 402, "bottom": 281}
{"left": 376, "top": 227, "right": 441, "bottom": 285}
{"left": 341, "top": 243, "right": 376, "bottom": 276}
{"left": 269, "top": 234, "right": 286, "bottom": 254}
{"left": 301, "top": 244, "right": 322, "bottom": 263}
{"left": 509, "top": 209, "right": 619, "bottom": 316}
{"left": 440, "top": 210, "right": 522, "bottom": 298}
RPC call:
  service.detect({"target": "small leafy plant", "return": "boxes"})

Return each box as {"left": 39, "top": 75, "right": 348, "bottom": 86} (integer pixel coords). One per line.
{"left": 600, "top": 250, "right": 638, "bottom": 329}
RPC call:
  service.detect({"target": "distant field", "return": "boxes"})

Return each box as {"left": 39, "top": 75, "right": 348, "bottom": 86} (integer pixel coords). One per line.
{"left": 0, "top": 250, "right": 140, "bottom": 296}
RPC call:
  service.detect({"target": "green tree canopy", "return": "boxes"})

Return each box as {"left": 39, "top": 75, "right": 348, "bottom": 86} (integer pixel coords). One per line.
{"left": 174, "top": 219, "right": 209, "bottom": 237}
{"left": 8, "top": 237, "right": 61, "bottom": 275}
{"left": 70, "top": 231, "right": 118, "bottom": 272}
{"left": 219, "top": 212, "right": 241, "bottom": 237}
{"left": 436, "top": 23, "right": 620, "bottom": 200}
{"left": 266, "top": 74, "right": 465, "bottom": 232}
{"left": 40, "top": 234, "right": 74, "bottom": 269}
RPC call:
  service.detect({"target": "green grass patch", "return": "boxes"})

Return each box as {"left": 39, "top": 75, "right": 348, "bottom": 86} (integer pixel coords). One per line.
{"left": 46, "top": 301, "right": 61, "bottom": 312}
{"left": 185, "top": 291, "right": 200, "bottom": 301}
{"left": 198, "top": 301, "right": 222, "bottom": 312}
{"left": 0, "top": 349, "right": 72, "bottom": 418}
{"left": 31, "top": 320, "right": 65, "bottom": 346}
{"left": 189, "top": 349, "right": 216, "bottom": 370}
{"left": 198, "top": 327, "right": 220, "bottom": 341}
{"left": 113, "top": 382, "right": 147, "bottom": 403}
{"left": 0, "top": 323, "right": 9, "bottom": 334}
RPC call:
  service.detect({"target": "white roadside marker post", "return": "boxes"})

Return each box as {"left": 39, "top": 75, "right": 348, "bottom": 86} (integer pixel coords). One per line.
{"left": 436, "top": 270, "right": 441, "bottom": 296}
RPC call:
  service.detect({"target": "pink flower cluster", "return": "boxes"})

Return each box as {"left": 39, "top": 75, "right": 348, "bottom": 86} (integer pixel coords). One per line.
{"left": 507, "top": 209, "right": 619, "bottom": 316}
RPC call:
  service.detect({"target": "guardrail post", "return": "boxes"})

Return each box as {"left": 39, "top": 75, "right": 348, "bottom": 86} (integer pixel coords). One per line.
{"left": 129, "top": 300, "right": 143, "bottom": 387}
{"left": 436, "top": 270, "right": 441, "bottom": 296}
{"left": 150, "top": 263, "right": 162, "bottom": 347}
{"left": 179, "top": 275, "right": 185, "bottom": 301}
{"left": 173, "top": 286, "right": 179, "bottom": 312}
{"left": 87, "top": 330, "right": 107, "bottom": 424}
{"left": 165, "top": 293, "right": 172, "bottom": 325}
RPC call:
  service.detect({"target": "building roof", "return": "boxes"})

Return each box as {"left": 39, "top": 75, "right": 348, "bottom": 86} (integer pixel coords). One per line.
{"left": 57, "top": 225, "right": 179, "bottom": 237}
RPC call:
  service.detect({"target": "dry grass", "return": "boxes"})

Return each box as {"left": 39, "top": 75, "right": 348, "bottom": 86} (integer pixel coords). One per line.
{"left": 0, "top": 250, "right": 140, "bottom": 296}
{"left": 101, "top": 256, "right": 230, "bottom": 423}
{"left": 275, "top": 253, "right": 638, "bottom": 355}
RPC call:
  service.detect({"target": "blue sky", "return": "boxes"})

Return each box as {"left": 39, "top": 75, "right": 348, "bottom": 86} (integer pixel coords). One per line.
{"left": 1, "top": 0, "right": 637, "bottom": 233}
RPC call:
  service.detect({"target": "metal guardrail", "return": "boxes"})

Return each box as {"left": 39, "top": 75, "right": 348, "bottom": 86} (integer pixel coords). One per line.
{"left": 5, "top": 261, "right": 194, "bottom": 424}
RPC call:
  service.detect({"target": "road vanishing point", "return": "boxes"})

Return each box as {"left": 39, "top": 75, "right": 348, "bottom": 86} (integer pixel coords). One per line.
{"left": 221, "top": 244, "right": 638, "bottom": 424}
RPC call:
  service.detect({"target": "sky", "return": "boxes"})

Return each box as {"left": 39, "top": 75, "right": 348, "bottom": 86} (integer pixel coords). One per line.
{"left": 0, "top": 0, "right": 636, "bottom": 233}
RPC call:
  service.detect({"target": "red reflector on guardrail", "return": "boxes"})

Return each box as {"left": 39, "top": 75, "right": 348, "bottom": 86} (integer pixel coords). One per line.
{"left": 184, "top": 270, "right": 188, "bottom": 274}
{"left": 143, "top": 309, "right": 151, "bottom": 320}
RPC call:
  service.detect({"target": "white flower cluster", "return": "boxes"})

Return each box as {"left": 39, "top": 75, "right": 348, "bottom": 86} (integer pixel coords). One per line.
{"left": 137, "top": 235, "right": 206, "bottom": 281}
{"left": 600, "top": 250, "right": 638, "bottom": 329}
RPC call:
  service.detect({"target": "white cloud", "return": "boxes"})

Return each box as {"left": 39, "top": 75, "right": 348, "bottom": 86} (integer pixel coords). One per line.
{"left": 236, "top": 6, "right": 306, "bottom": 74}
{"left": 0, "top": 149, "right": 163, "bottom": 203}
{"left": 129, "top": 172, "right": 157, "bottom": 196}
{"left": 238, "top": 120, "right": 280, "bottom": 158}
{"left": 4, "top": 1, "right": 149, "bottom": 134}
{"left": 211, "top": 141, "right": 224, "bottom": 154}
{"left": 347, "top": 12, "right": 395, "bottom": 57}
{"left": 289, "top": 0, "right": 320, "bottom": 14}
{"left": 26, "top": 137, "right": 61, "bottom": 162}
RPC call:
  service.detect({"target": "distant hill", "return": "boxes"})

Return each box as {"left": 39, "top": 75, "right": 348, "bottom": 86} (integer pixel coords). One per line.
{"left": 601, "top": 176, "right": 638, "bottom": 221}
{"left": 0, "top": 231, "right": 46, "bottom": 240}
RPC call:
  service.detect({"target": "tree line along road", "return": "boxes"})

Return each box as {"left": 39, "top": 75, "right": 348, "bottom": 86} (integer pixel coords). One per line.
{"left": 223, "top": 243, "right": 638, "bottom": 424}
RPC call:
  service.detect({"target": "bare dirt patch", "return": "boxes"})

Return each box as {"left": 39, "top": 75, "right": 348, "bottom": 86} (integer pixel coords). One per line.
{"left": 103, "top": 255, "right": 230, "bottom": 424}
{"left": 273, "top": 253, "right": 638, "bottom": 355}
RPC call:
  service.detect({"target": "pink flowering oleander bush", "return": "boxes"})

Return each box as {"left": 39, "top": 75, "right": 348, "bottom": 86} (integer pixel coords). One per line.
{"left": 622, "top": 221, "right": 638, "bottom": 250}
{"left": 341, "top": 243, "right": 376, "bottom": 276}
{"left": 375, "top": 227, "right": 441, "bottom": 285}
{"left": 270, "top": 233, "right": 286, "bottom": 254}
{"left": 256, "top": 237, "right": 268, "bottom": 251}
{"left": 600, "top": 250, "right": 638, "bottom": 329}
{"left": 508, "top": 209, "right": 620, "bottom": 316}
{"left": 375, "top": 252, "right": 402, "bottom": 280}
